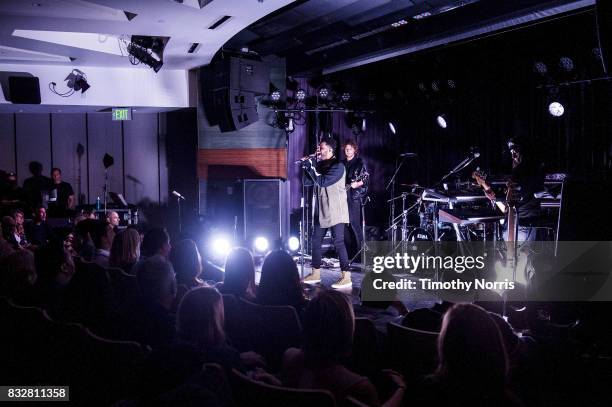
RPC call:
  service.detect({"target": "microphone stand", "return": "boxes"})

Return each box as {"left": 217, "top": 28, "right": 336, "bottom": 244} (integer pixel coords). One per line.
{"left": 385, "top": 156, "right": 408, "bottom": 243}
{"left": 177, "top": 194, "right": 182, "bottom": 234}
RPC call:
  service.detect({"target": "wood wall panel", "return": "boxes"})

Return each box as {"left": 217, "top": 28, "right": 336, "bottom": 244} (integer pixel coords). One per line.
{"left": 197, "top": 148, "right": 287, "bottom": 180}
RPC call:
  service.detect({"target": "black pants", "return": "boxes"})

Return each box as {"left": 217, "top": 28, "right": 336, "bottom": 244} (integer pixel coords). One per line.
{"left": 311, "top": 222, "right": 350, "bottom": 271}
{"left": 347, "top": 198, "right": 363, "bottom": 246}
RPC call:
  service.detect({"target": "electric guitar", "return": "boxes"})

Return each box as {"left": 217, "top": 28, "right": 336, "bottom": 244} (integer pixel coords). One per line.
{"left": 472, "top": 170, "right": 522, "bottom": 278}
{"left": 346, "top": 172, "right": 369, "bottom": 199}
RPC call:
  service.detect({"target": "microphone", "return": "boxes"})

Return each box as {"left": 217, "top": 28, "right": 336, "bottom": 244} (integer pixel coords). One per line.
{"left": 399, "top": 152, "right": 417, "bottom": 157}
{"left": 172, "top": 190, "right": 186, "bottom": 200}
{"left": 294, "top": 153, "right": 318, "bottom": 165}
{"left": 450, "top": 148, "right": 480, "bottom": 174}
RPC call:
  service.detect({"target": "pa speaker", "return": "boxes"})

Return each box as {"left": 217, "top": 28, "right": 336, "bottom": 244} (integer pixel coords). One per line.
{"left": 8, "top": 76, "right": 41, "bottom": 104}
{"left": 243, "top": 179, "right": 290, "bottom": 245}
{"left": 212, "top": 57, "right": 270, "bottom": 95}
{"left": 213, "top": 88, "right": 258, "bottom": 132}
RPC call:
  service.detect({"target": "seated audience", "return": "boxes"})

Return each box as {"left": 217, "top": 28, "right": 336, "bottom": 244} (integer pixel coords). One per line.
{"left": 106, "top": 210, "right": 120, "bottom": 228}
{"left": 414, "top": 303, "right": 522, "bottom": 407}
{"left": 217, "top": 247, "right": 257, "bottom": 301}
{"left": 91, "top": 220, "right": 115, "bottom": 268}
{"left": 0, "top": 171, "right": 24, "bottom": 203}
{"left": 11, "top": 209, "right": 29, "bottom": 248}
{"left": 282, "top": 289, "right": 406, "bottom": 406}
{"left": 33, "top": 241, "right": 75, "bottom": 318}
{"left": 0, "top": 249, "right": 37, "bottom": 305}
{"left": 71, "top": 218, "right": 97, "bottom": 261}
{"left": 1, "top": 216, "right": 20, "bottom": 250}
{"left": 141, "top": 227, "right": 172, "bottom": 259}
{"left": 26, "top": 207, "right": 54, "bottom": 248}
{"left": 133, "top": 255, "right": 177, "bottom": 348}
{"left": 170, "top": 239, "right": 205, "bottom": 289}
{"left": 256, "top": 249, "right": 308, "bottom": 313}
{"left": 109, "top": 228, "right": 141, "bottom": 274}
{"left": 401, "top": 301, "right": 453, "bottom": 332}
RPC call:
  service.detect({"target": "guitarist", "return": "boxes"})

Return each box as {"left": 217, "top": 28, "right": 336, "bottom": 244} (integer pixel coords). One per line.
{"left": 342, "top": 139, "right": 369, "bottom": 256}
{"left": 475, "top": 137, "right": 545, "bottom": 242}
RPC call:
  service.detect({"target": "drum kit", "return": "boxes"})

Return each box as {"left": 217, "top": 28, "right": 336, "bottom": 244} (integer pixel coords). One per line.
{"left": 386, "top": 150, "right": 505, "bottom": 244}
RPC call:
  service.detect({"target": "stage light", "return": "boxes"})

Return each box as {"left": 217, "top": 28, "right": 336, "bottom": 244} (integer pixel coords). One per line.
{"left": 288, "top": 236, "right": 300, "bottom": 252}
{"left": 296, "top": 89, "right": 306, "bottom": 101}
{"left": 436, "top": 115, "right": 448, "bottom": 128}
{"left": 559, "top": 56, "right": 574, "bottom": 72}
{"left": 318, "top": 87, "right": 329, "bottom": 98}
{"left": 413, "top": 11, "right": 432, "bottom": 20}
{"left": 271, "top": 90, "right": 281, "bottom": 101}
{"left": 254, "top": 236, "right": 269, "bottom": 253}
{"left": 391, "top": 19, "right": 408, "bottom": 28}
{"left": 533, "top": 62, "right": 548, "bottom": 75}
{"left": 341, "top": 92, "right": 351, "bottom": 102}
{"left": 447, "top": 79, "right": 456, "bottom": 89}
{"left": 548, "top": 101, "right": 565, "bottom": 117}
{"left": 388, "top": 122, "right": 396, "bottom": 134}
{"left": 211, "top": 236, "right": 231, "bottom": 257}
{"left": 285, "top": 117, "right": 295, "bottom": 133}
{"left": 361, "top": 118, "right": 367, "bottom": 132}
{"left": 431, "top": 81, "right": 440, "bottom": 92}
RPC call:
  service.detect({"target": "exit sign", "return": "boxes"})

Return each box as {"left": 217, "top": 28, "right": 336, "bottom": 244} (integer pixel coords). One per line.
{"left": 112, "top": 107, "right": 132, "bottom": 121}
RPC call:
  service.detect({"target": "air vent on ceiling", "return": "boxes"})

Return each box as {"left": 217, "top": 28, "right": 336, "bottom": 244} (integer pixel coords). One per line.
{"left": 187, "top": 43, "right": 201, "bottom": 53}
{"left": 208, "top": 15, "right": 232, "bottom": 30}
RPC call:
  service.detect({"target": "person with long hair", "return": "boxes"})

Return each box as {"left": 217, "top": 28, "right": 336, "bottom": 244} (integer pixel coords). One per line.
{"left": 417, "top": 303, "right": 522, "bottom": 406}
{"left": 282, "top": 289, "right": 405, "bottom": 406}
{"left": 218, "top": 247, "right": 257, "bottom": 301}
{"left": 109, "top": 228, "right": 141, "bottom": 274}
{"left": 170, "top": 239, "right": 204, "bottom": 289}
{"left": 256, "top": 249, "right": 307, "bottom": 313}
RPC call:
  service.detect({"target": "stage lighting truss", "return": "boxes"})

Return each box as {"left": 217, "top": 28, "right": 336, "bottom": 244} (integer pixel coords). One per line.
{"left": 49, "top": 69, "right": 90, "bottom": 97}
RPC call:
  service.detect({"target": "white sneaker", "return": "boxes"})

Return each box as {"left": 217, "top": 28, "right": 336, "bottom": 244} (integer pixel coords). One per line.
{"left": 331, "top": 271, "right": 352, "bottom": 289}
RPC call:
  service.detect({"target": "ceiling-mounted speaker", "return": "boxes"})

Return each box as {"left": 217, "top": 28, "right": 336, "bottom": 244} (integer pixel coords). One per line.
{"left": 8, "top": 76, "right": 41, "bottom": 104}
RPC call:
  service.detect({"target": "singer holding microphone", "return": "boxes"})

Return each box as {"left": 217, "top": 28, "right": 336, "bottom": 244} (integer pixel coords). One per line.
{"left": 299, "top": 137, "right": 352, "bottom": 289}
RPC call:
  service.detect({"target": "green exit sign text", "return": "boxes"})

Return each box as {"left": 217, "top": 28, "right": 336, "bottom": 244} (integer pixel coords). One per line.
{"left": 112, "top": 108, "right": 132, "bottom": 121}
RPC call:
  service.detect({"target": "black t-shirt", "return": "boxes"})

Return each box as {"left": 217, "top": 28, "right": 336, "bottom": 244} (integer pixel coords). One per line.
{"left": 48, "top": 181, "right": 74, "bottom": 212}
{"left": 510, "top": 160, "right": 544, "bottom": 220}
{"left": 23, "top": 175, "right": 52, "bottom": 207}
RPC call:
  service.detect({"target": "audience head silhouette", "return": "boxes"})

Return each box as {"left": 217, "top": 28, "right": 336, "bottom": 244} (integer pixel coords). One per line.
{"left": 222, "top": 247, "right": 256, "bottom": 299}
{"left": 176, "top": 286, "right": 226, "bottom": 348}
{"left": 170, "top": 239, "right": 203, "bottom": 288}
{"left": 257, "top": 249, "right": 305, "bottom": 308}
{"left": 141, "top": 227, "right": 171, "bottom": 258}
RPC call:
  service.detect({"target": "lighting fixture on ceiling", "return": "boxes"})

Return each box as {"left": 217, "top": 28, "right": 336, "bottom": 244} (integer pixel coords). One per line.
{"left": 271, "top": 90, "right": 281, "bottom": 101}
{"left": 436, "top": 115, "right": 448, "bottom": 129}
{"left": 548, "top": 101, "right": 565, "bottom": 117}
{"left": 318, "top": 87, "right": 329, "bottom": 98}
{"left": 391, "top": 19, "right": 408, "bottom": 28}
{"left": 126, "top": 36, "right": 168, "bottom": 73}
{"left": 295, "top": 89, "right": 306, "bottom": 101}
{"left": 49, "top": 69, "right": 90, "bottom": 97}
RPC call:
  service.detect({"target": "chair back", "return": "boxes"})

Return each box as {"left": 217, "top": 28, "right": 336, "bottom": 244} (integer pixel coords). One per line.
{"left": 349, "top": 317, "right": 382, "bottom": 376}
{"left": 387, "top": 321, "right": 438, "bottom": 379}
{"left": 222, "top": 294, "right": 249, "bottom": 351}
{"left": 229, "top": 368, "right": 336, "bottom": 407}
{"left": 239, "top": 298, "right": 302, "bottom": 369}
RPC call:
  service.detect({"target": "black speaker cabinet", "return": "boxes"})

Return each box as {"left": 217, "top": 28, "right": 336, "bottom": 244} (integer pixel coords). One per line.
{"left": 8, "top": 76, "right": 41, "bottom": 104}
{"left": 243, "top": 179, "right": 290, "bottom": 245}
{"left": 213, "top": 88, "right": 259, "bottom": 132}
{"left": 212, "top": 57, "right": 270, "bottom": 95}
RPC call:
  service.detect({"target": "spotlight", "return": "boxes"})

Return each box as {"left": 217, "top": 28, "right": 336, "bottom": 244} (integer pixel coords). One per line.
{"left": 296, "top": 89, "right": 306, "bottom": 101}
{"left": 533, "top": 62, "right": 548, "bottom": 75}
{"left": 285, "top": 117, "right": 295, "bottom": 133}
{"left": 271, "top": 90, "right": 281, "bottom": 101}
{"left": 254, "top": 236, "right": 269, "bottom": 253}
{"left": 391, "top": 19, "right": 408, "bottom": 28}
{"left": 447, "top": 79, "right": 456, "bottom": 89}
{"left": 318, "top": 87, "right": 329, "bottom": 98}
{"left": 436, "top": 115, "right": 448, "bottom": 128}
{"left": 287, "top": 236, "right": 300, "bottom": 252}
{"left": 431, "top": 81, "right": 440, "bottom": 92}
{"left": 388, "top": 122, "right": 397, "bottom": 134}
{"left": 127, "top": 42, "right": 163, "bottom": 72}
{"left": 361, "top": 118, "right": 367, "bottom": 132}
{"left": 341, "top": 92, "right": 351, "bottom": 102}
{"left": 559, "top": 56, "right": 574, "bottom": 72}
{"left": 548, "top": 101, "right": 565, "bottom": 117}
{"left": 211, "top": 236, "right": 231, "bottom": 257}
{"left": 50, "top": 69, "right": 91, "bottom": 97}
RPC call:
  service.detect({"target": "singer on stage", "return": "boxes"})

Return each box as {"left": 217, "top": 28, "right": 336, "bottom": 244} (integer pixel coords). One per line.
{"left": 341, "top": 139, "right": 368, "bottom": 258}
{"left": 300, "top": 138, "right": 352, "bottom": 289}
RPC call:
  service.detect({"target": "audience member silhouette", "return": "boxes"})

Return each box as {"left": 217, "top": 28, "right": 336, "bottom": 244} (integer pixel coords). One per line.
{"left": 218, "top": 247, "right": 257, "bottom": 301}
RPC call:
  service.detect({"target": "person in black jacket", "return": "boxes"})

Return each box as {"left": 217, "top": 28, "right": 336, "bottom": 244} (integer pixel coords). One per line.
{"left": 341, "top": 139, "right": 368, "bottom": 259}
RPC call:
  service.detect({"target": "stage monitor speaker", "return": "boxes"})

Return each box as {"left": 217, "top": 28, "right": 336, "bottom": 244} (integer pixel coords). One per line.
{"left": 212, "top": 57, "right": 270, "bottom": 95}
{"left": 243, "top": 179, "right": 290, "bottom": 245}
{"left": 596, "top": 0, "right": 611, "bottom": 73}
{"left": 213, "top": 88, "right": 258, "bottom": 132}
{"left": 8, "top": 76, "right": 41, "bottom": 104}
